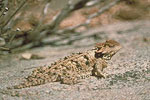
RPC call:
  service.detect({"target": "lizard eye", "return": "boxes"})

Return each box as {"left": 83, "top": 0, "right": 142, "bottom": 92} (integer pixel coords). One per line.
{"left": 95, "top": 52, "right": 103, "bottom": 58}
{"left": 96, "top": 47, "right": 102, "bottom": 50}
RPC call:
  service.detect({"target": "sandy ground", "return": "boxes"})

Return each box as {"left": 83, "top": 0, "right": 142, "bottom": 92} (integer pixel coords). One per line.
{"left": 0, "top": 20, "right": 150, "bottom": 100}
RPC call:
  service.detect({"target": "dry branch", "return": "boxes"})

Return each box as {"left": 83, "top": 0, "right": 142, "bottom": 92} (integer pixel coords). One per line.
{"left": 24, "top": 0, "right": 91, "bottom": 44}
{"left": 0, "top": 0, "right": 122, "bottom": 53}
{"left": 56, "top": 0, "right": 121, "bottom": 34}
{"left": 2, "top": 0, "right": 26, "bottom": 30}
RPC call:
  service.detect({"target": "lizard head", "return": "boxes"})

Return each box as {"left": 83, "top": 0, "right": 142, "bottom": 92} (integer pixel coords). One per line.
{"left": 94, "top": 40, "right": 122, "bottom": 60}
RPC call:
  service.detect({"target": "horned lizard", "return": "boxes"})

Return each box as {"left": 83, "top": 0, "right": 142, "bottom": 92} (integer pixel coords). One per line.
{"left": 10, "top": 40, "right": 121, "bottom": 89}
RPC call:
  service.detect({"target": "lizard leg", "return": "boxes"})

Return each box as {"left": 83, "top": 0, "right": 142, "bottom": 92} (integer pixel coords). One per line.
{"left": 93, "top": 68, "right": 105, "bottom": 78}
{"left": 60, "top": 73, "right": 79, "bottom": 85}
{"left": 92, "top": 59, "right": 107, "bottom": 78}
{"left": 61, "top": 77, "right": 79, "bottom": 85}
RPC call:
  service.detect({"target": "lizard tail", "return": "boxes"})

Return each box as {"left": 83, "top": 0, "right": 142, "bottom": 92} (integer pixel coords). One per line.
{"left": 13, "top": 81, "right": 37, "bottom": 89}
{"left": 8, "top": 72, "right": 58, "bottom": 89}
{"left": 8, "top": 78, "right": 47, "bottom": 89}
{"left": 10, "top": 75, "right": 57, "bottom": 89}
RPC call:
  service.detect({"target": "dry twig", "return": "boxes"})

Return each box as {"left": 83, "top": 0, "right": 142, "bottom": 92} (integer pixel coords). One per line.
{"left": 0, "top": 0, "right": 121, "bottom": 53}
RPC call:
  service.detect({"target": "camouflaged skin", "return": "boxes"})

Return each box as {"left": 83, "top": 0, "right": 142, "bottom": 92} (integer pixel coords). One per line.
{"left": 11, "top": 40, "right": 121, "bottom": 89}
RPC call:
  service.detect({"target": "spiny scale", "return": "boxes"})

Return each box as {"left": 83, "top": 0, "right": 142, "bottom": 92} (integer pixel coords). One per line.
{"left": 9, "top": 40, "right": 121, "bottom": 89}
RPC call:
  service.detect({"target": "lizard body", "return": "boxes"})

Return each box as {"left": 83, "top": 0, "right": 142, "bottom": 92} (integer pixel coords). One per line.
{"left": 11, "top": 40, "right": 121, "bottom": 89}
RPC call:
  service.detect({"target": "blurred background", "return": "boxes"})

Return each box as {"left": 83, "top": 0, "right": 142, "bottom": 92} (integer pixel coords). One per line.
{"left": 0, "top": 0, "right": 150, "bottom": 54}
